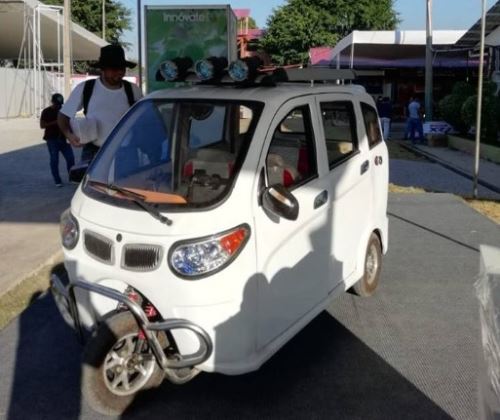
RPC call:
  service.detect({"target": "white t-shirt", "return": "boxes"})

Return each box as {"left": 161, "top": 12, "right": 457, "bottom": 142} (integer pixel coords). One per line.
{"left": 61, "top": 78, "right": 143, "bottom": 147}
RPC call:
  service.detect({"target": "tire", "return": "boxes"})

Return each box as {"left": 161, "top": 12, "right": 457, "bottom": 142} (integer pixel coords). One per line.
{"left": 353, "top": 232, "right": 382, "bottom": 297}
{"left": 82, "top": 311, "right": 165, "bottom": 416}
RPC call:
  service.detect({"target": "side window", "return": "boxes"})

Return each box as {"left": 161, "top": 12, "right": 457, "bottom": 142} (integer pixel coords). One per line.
{"left": 361, "top": 102, "right": 383, "bottom": 148}
{"left": 320, "top": 101, "right": 358, "bottom": 167}
{"left": 266, "top": 105, "right": 317, "bottom": 189}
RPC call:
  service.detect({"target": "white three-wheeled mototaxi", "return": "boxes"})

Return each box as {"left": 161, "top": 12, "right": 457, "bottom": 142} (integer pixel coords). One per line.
{"left": 51, "top": 59, "right": 389, "bottom": 415}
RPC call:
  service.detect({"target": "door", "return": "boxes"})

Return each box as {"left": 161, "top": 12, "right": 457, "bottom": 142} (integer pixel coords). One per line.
{"left": 360, "top": 102, "right": 389, "bottom": 228}
{"left": 315, "top": 96, "right": 373, "bottom": 285}
{"left": 254, "top": 99, "right": 332, "bottom": 349}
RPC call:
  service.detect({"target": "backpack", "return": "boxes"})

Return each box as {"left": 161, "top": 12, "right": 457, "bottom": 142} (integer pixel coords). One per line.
{"left": 82, "top": 78, "right": 136, "bottom": 116}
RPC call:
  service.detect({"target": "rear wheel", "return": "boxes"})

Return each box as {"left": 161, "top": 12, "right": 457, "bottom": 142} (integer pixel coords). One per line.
{"left": 82, "top": 311, "right": 165, "bottom": 416}
{"left": 353, "top": 232, "right": 382, "bottom": 297}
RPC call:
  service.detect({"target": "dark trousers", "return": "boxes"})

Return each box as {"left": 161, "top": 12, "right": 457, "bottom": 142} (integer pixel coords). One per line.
{"left": 81, "top": 143, "right": 100, "bottom": 163}
{"left": 46, "top": 138, "right": 75, "bottom": 184}
{"left": 409, "top": 118, "right": 424, "bottom": 143}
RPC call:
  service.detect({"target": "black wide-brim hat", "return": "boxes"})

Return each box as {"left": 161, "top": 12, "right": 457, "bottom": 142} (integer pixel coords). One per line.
{"left": 93, "top": 44, "right": 136, "bottom": 69}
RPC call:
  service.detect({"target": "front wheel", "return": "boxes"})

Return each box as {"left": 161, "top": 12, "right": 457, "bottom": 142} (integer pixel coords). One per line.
{"left": 352, "top": 232, "right": 382, "bottom": 297}
{"left": 82, "top": 311, "right": 165, "bottom": 416}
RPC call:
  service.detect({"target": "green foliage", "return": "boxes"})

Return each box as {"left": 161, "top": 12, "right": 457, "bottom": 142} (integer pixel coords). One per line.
{"left": 440, "top": 81, "right": 500, "bottom": 143}
{"left": 44, "top": 0, "right": 131, "bottom": 44}
{"left": 439, "top": 95, "right": 466, "bottom": 133}
{"left": 461, "top": 82, "right": 499, "bottom": 144}
{"left": 451, "top": 81, "right": 475, "bottom": 97}
{"left": 261, "top": 0, "right": 399, "bottom": 65}
{"left": 248, "top": 17, "right": 258, "bottom": 30}
{"left": 439, "top": 81, "right": 475, "bottom": 134}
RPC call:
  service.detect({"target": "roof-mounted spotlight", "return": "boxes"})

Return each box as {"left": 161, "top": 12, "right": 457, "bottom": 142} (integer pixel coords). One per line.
{"left": 228, "top": 57, "right": 263, "bottom": 83}
{"left": 158, "top": 57, "right": 193, "bottom": 82}
{"left": 195, "top": 57, "right": 228, "bottom": 82}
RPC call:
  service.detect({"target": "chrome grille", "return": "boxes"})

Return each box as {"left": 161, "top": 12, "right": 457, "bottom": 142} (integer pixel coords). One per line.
{"left": 84, "top": 231, "right": 114, "bottom": 264}
{"left": 122, "top": 244, "right": 163, "bottom": 272}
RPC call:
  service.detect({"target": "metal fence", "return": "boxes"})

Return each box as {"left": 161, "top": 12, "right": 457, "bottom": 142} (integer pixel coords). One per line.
{"left": 0, "top": 67, "right": 62, "bottom": 119}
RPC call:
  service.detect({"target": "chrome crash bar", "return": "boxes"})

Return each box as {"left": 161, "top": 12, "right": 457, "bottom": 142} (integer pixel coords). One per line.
{"left": 50, "top": 275, "right": 213, "bottom": 370}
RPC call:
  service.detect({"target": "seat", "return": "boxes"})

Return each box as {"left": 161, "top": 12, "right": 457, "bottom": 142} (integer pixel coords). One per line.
{"left": 267, "top": 153, "right": 299, "bottom": 188}
{"left": 183, "top": 149, "right": 234, "bottom": 179}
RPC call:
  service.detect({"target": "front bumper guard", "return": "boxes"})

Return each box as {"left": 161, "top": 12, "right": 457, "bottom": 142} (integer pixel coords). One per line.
{"left": 50, "top": 274, "right": 213, "bottom": 370}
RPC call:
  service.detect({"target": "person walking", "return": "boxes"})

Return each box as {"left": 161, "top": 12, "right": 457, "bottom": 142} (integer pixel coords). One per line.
{"left": 408, "top": 97, "right": 424, "bottom": 145}
{"left": 377, "top": 96, "right": 393, "bottom": 140}
{"left": 58, "top": 44, "right": 143, "bottom": 163}
{"left": 40, "top": 93, "right": 75, "bottom": 187}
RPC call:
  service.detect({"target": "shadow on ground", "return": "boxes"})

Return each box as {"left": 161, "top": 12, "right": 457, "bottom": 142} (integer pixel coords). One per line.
{"left": 6, "top": 290, "right": 82, "bottom": 419}
{"left": 122, "top": 311, "right": 451, "bottom": 420}
{"left": 0, "top": 143, "right": 77, "bottom": 223}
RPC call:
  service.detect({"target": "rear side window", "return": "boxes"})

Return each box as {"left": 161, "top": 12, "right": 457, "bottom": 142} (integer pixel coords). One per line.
{"left": 266, "top": 105, "right": 317, "bottom": 189}
{"left": 320, "top": 101, "right": 358, "bottom": 167}
{"left": 361, "top": 103, "right": 383, "bottom": 148}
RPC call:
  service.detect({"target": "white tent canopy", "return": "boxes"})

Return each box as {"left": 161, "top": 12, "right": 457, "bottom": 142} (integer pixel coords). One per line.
{"left": 327, "top": 30, "right": 466, "bottom": 67}
{"left": 0, "top": 0, "right": 107, "bottom": 61}
{"left": 456, "top": 1, "right": 500, "bottom": 48}
{"left": 485, "top": 25, "right": 500, "bottom": 46}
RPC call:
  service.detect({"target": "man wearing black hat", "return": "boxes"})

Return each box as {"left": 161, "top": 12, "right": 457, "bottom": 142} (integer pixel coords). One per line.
{"left": 40, "top": 93, "right": 75, "bottom": 187}
{"left": 58, "top": 44, "right": 142, "bottom": 162}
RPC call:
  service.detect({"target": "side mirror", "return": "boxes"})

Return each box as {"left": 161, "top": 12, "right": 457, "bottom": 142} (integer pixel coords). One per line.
{"left": 262, "top": 184, "right": 299, "bottom": 221}
{"left": 68, "top": 162, "right": 89, "bottom": 184}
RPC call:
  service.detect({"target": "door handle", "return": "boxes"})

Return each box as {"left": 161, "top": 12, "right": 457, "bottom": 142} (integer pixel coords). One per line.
{"left": 360, "top": 160, "right": 370, "bottom": 174}
{"left": 314, "top": 190, "right": 328, "bottom": 209}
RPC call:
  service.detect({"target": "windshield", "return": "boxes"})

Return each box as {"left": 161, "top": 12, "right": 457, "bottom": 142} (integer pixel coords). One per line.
{"left": 83, "top": 99, "right": 263, "bottom": 209}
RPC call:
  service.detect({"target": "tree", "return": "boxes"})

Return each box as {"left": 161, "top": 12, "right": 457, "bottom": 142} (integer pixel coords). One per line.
{"left": 44, "top": 0, "right": 131, "bottom": 44}
{"left": 461, "top": 82, "right": 499, "bottom": 144}
{"left": 439, "top": 81, "right": 475, "bottom": 134}
{"left": 248, "top": 17, "right": 258, "bottom": 30}
{"left": 261, "top": 0, "right": 399, "bottom": 65}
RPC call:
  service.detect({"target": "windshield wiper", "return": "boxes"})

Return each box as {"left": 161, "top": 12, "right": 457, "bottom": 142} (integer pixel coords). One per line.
{"left": 87, "top": 180, "right": 173, "bottom": 226}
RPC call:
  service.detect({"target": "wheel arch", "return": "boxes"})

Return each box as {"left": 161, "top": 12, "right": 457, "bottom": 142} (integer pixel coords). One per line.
{"left": 346, "top": 225, "right": 385, "bottom": 290}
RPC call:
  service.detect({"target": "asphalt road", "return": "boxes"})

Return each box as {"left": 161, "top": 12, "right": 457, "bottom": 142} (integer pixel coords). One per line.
{"left": 0, "top": 193, "right": 499, "bottom": 419}
{"left": 0, "top": 118, "right": 77, "bottom": 294}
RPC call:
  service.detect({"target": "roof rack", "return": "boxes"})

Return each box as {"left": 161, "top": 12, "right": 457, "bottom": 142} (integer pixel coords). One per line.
{"left": 155, "top": 56, "right": 358, "bottom": 87}
{"left": 277, "top": 68, "right": 357, "bottom": 82}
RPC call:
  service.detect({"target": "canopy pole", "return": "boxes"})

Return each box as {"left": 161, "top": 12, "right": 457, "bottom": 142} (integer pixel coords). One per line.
{"left": 137, "top": 0, "right": 142, "bottom": 89}
{"left": 473, "top": 0, "right": 487, "bottom": 199}
{"left": 102, "top": 0, "right": 106, "bottom": 41}
{"left": 63, "top": 0, "right": 71, "bottom": 98}
{"left": 425, "top": 0, "right": 433, "bottom": 122}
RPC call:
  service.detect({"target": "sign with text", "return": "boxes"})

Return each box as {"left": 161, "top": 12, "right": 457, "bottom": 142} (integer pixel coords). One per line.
{"left": 145, "top": 6, "right": 236, "bottom": 93}
{"left": 423, "top": 121, "right": 453, "bottom": 135}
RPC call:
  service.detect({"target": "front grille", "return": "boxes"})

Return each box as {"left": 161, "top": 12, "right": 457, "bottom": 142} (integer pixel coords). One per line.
{"left": 122, "top": 244, "right": 163, "bottom": 272}
{"left": 84, "top": 231, "right": 114, "bottom": 264}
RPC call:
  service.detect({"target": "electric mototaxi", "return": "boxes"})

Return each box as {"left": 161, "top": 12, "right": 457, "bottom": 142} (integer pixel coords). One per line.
{"left": 51, "top": 62, "right": 389, "bottom": 415}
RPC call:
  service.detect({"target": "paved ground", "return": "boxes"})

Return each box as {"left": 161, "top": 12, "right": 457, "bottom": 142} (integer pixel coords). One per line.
{"left": 413, "top": 144, "right": 500, "bottom": 192}
{"left": 0, "top": 118, "right": 78, "bottom": 294}
{"left": 389, "top": 122, "right": 500, "bottom": 197}
{"left": 390, "top": 158, "right": 500, "bottom": 199}
{"left": 0, "top": 193, "right": 498, "bottom": 419}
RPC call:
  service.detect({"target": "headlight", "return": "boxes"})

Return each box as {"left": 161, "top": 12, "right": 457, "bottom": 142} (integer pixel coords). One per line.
{"left": 169, "top": 224, "right": 250, "bottom": 279}
{"left": 60, "top": 209, "right": 79, "bottom": 250}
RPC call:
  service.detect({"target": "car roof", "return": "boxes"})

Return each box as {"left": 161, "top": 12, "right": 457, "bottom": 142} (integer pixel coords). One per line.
{"left": 146, "top": 83, "right": 370, "bottom": 107}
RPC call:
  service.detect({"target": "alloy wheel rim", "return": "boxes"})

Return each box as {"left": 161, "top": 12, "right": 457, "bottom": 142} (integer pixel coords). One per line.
{"left": 102, "top": 333, "right": 156, "bottom": 396}
{"left": 365, "top": 243, "right": 379, "bottom": 285}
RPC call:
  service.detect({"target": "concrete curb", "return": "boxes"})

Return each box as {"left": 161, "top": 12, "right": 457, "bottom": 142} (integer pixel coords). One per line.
{"left": 397, "top": 142, "right": 500, "bottom": 196}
